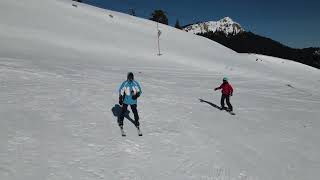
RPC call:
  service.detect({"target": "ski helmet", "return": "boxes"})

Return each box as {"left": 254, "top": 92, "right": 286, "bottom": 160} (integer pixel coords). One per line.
{"left": 127, "top": 72, "right": 134, "bottom": 80}
{"left": 223, "top": 77, "right": 228, "bottom": 81}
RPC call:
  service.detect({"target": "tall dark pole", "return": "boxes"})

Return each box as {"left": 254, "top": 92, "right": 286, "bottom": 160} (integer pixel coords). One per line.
{"left": 157, "top": 21, "right": 161, "bottom": 56}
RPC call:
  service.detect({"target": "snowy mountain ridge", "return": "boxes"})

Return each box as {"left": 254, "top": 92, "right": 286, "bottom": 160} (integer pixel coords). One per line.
{"left": 183, "top": 17, "right": 244, "bottom": 35}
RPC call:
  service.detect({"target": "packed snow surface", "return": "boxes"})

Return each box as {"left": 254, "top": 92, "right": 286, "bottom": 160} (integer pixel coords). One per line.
{"left": 184, "top": 17, "right": 244, "bottom": 35}
{"left": 1, "top": 0, "right": 320, "bottom": 180}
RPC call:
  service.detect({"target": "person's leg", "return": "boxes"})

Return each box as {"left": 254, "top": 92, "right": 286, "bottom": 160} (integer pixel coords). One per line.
{"left": 130, "top": 104, "right": 140, "bottom": 127}
{"left": 226, "top": 95, "right": 233, "bottom": 111}
{"left": 220, "top": 94, "right": 226, "bottom": 109}
{"left": 119, "top": 104, "right": 128, "bottom": 127}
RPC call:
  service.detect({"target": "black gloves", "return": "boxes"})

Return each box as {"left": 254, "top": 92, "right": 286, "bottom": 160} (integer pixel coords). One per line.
{"left": 119, "top": 95, "right": 123, "bottom": 105}
{"left": 132, "top": 92, "right": 140, "bottom": 100}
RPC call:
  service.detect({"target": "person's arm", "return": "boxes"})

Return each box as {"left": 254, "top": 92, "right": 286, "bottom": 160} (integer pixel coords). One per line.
{"left": 119, "top": 81, "right": 126, "bottom": 95}
{"left": 229, "top": 84, "right": 233, "bottom": 96}
{"left": 132, "top": 81, "right": 142, "bottom": 100}
{"left": 118, "top": 81, "right": 126, "bottom": 105}
{"left": 214, "top": 84, "right": 222, "bottom": 91}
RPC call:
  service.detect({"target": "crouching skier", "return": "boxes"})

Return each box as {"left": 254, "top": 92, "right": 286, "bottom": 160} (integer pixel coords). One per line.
{"left": 214, "top": 77, "right": 234, "bottom": 114}
{"left": 118, "top": 72, "right": 142, "bottom": 136}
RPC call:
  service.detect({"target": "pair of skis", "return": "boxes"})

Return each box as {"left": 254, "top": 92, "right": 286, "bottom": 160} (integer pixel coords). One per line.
{"left": 221, "top": 107, "right": 236, "bottom": 115}
{"left": 120, "top": 126, "right": 142, "bottom": 137}
{"left": 227, "top": 111, "right": 236, "bottom": 115}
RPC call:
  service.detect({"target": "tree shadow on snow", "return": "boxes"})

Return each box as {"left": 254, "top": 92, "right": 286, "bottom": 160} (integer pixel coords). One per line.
{"left": 199, "top": 98, "right": 221, "bottom": 110}
{"left": 111, "top": 104, "right": 136, "bottom": 126}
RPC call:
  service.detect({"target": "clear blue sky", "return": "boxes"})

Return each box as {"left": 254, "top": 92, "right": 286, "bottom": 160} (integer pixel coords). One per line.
{"left": 85, "top": 0, "right": 320, "bottom": 48}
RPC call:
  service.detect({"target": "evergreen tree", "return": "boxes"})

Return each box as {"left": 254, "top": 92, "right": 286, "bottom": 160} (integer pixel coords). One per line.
{"left": 129, "top": 8, "right": 136, "bottom": 16}
{"left": 149, "top": 10, "right": 168, "bottom": 25}
{"left": 175, "top": 19, "right": 181, "bottom": 29}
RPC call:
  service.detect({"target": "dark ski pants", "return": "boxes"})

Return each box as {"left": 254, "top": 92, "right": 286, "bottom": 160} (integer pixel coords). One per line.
{"left": 221, "top": 94, "right": 233, "bottom": 111}
{"left": 119, "top": 104, "right": 140, "bottom": 127}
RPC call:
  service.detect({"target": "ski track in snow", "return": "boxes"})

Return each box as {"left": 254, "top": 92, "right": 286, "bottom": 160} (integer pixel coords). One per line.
{"left": 1, "top": 0, "right": 320, "bottom": 180}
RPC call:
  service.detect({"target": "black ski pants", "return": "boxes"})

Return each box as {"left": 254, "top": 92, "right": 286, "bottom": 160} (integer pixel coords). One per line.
{"left": 119, "top": 104, "right": 140, "bottom": 127}
{"left": 221, "top": 94, "right": 233, "bottom": 111}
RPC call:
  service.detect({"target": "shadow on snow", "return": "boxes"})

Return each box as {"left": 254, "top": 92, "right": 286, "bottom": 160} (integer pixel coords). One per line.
{"left": 199, "top": 98, "right": 221, "bottom": 110}
{"left": 111, "top": 104, "right": 136, "bottom": 126}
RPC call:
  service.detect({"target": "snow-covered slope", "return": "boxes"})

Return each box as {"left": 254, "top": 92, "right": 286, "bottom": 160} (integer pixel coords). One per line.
{"left": 1, "top": 0, "right": 320, "bottom": 180}
{"left": 183, "top": 17, "right": 244, "bottom": 35}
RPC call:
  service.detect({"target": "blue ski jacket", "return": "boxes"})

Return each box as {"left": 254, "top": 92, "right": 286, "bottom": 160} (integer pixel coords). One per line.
{"left": 118, "top": 80, "right": 142, "bottom": 105}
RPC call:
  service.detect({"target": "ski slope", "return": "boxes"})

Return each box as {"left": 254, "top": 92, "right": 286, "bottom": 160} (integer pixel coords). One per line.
{"left": 1, "top": 0, "right": 320, "bottom": 179}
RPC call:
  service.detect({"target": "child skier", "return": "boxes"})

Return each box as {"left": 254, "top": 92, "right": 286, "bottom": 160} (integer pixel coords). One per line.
{"left": 214, "top": 77, "right": 234, "bottom": 112}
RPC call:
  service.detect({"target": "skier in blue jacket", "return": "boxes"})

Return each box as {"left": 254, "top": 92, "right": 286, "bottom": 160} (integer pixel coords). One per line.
{"left": 118, "top": 72, "right": 142, "bottom": 130}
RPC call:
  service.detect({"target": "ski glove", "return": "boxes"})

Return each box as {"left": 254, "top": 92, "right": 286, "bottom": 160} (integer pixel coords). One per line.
{"left": 132, "top": 92, "right": 141, "bottom": 100}
{"left": 119, "top": 95, "right": 123, "bottom": 105}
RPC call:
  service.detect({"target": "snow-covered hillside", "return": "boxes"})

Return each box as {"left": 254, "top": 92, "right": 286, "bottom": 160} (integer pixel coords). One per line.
{"left": 1, "top": 0, "right": 320, "bottom": 180}
{"left": 183, "top": 17, "right": 244, "bottom": 35}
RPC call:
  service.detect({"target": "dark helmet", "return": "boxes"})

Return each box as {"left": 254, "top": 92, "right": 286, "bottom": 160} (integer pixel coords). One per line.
{"left": 127, "top": 72, "right": 134, "bottom": 80}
